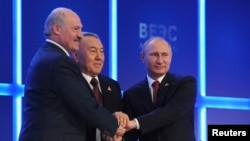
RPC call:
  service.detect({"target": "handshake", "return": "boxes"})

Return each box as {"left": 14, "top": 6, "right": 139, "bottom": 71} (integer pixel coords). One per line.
{"left": 102, "top": 111, "right": 137, "bottom": 141}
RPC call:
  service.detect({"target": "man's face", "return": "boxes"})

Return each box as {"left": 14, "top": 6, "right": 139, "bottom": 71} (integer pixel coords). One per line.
{"left": 74, "top": 36, "right": 104, "bottom": 77}
{"left": 141, "top": 39, "right": 172, "bottom": 80}
{"left": 58, "top": 12, "right": 82, "bottom": 53}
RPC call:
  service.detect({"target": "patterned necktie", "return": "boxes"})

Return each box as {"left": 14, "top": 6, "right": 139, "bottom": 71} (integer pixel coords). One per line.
{"left": 90, "top": 78, "right": 103, "bottom": 106}
{"left": 152, "top": 81, "right": 160, "bottom": 104}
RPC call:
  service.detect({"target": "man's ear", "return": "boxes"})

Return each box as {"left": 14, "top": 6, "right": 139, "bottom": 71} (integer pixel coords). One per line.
{"left": 52, "top": 24, "right": 61, "bottom": 35}
{"left": 140, "top": 52, "right": 145, "bottom": 63}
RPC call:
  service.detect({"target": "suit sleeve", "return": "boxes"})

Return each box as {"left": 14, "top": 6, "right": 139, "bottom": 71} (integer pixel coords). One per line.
{"left": 51, "top": 56, "right": 118, "bottom": 136}
{"left": 137, "top": 76, "right": 197, "bottom": 134}
{"left": 122, "top": 91, "right": 141, "bottom": 141}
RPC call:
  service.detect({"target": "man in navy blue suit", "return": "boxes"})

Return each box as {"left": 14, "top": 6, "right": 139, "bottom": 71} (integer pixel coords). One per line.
{"left": 123, "top": 37, "right": 197, "bottom": 141}
{"left": 72, "top": 32, "right": 127, "bottom": 141}
{"left": 19, "top": 7, "right": 125, "bottom": 141}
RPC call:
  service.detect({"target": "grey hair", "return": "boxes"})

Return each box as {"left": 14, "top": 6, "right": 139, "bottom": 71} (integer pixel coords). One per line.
{"left": 82, "top": 31, "right": 100, "bottom": 39}
{"left": 141, "top": 36, "right": 172, "bottom": 52}
{"left": 44, "top": 7, "right": 72, "bottom": 38}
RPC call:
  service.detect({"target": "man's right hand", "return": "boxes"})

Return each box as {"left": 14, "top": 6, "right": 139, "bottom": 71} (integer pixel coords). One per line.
{"left": 115, "top": 126, "right": 126, "bottom": 136}
{"left": 126, "top": 119, "right": 137, "bottom": 131}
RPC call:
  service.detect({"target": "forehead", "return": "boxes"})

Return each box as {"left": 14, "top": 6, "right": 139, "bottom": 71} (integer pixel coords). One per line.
{"left": 65, "top": 11, "right": 82, "bottom": 26}
{"left": 145, "top": 39, "right": 171, "bottom": 53}
{"left": 81, "top": 36, "right": 103, "bottom": 48}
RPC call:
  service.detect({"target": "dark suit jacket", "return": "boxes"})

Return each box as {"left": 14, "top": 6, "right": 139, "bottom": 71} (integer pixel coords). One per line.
{"left": 123, "top": 73, "right": 197, "bottom": 141}
{"left": 19, "top": 42, "right": 119, "bottom": 141}
{"left": 85, "top": 75, "right": 123, "bottom": 141}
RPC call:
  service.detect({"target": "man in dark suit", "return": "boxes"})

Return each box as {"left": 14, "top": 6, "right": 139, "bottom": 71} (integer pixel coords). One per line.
{"left": 72, "top": 32, "right": 127, "bottom": 141}
{"left": 18, "top": 7, "right": 125, "bottom": 141}
{"left": 123, "top": 37, "right": 197, "bottom": 141}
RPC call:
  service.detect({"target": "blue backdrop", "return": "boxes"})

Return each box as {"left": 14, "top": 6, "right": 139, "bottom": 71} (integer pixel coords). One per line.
{"left": 0, "top": 0, "right": 249, "bottom": 141}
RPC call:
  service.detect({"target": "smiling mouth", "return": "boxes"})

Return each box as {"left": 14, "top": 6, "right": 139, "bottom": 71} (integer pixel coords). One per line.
{"left": 94, "top": 63, "right": 102, "bottom": 66}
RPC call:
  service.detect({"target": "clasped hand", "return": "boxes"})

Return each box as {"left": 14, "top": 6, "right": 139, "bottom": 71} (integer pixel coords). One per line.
{"left": 102, "top": 111, "right": 137, "bottom": 141}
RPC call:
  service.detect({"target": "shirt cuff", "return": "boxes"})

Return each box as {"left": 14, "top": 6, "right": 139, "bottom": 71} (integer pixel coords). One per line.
{"left": 133, "top": 118, "right": 140, "bottom": 130}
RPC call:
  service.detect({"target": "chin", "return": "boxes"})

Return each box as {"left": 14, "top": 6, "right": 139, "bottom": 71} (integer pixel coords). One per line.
{"left": 72, "top": 47, "right": 79, "bottom": 51}
{"left": 156, "top": 72, "right": 166, "bottom": 76}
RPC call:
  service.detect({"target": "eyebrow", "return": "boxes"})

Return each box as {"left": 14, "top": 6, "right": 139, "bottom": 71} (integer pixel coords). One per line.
{"left": 88, "top": 46, "right": 104, "bottom": 50}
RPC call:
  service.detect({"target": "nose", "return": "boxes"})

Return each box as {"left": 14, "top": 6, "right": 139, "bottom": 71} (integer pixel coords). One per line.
{"left": 95, "top": 51, "right": 104, "bottom": 60}
{"left": 156, "top": 56, "right": 163, "bottom": 63}
{"left": 77, "top": 30, "right": 82, "bottom": 40}
{"left": 95, "top": 52, "right": 101, "bottom": 59}
{"left": 77, "top": 33, "right": 82, "bottom": 41}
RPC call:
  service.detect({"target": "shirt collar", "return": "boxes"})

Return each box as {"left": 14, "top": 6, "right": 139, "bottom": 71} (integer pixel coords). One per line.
{"left": 147, "top": 74, "right": 165, "bottom": 87}
{"left": 81, "top": 72, "right": 99, "bottom": 84}
{"left": 46, "top": 39, "right": 70, "bottom": 56}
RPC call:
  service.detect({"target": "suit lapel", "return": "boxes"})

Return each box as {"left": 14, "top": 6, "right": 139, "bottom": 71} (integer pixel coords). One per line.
{"left": 80, "top": 75, "right": 95, "bottom": 98}
{"left": 98, "top": 76, "right": 115, "bottom": 107}
{"left": 157, "top": 73, "right": 175, "bottom": 105}
{"left": 140, "top": 78, "right": 155, "bottom": 112}
{"left": 98, "top": 76, "right": 109, "bottom": 96}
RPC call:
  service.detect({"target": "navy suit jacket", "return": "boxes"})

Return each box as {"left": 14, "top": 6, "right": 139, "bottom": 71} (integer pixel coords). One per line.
{"left": 19, "top": 42, "right": 119, "bottom": 141}
{"left": 123, "top": 73, "right": 197, "bottom": 141}
{"left": 99, "top": 75, "right": 123, "bottom": 112}
{"left": 85, "top": 75, "right": 123, "bottom": 141}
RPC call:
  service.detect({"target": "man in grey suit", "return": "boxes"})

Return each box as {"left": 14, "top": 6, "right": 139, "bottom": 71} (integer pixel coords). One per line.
{"left": 123, "top": 37, "right": 197, "bottom": 141}
{"left": 19, "top": 7, "right": 125, "bottom": 141}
